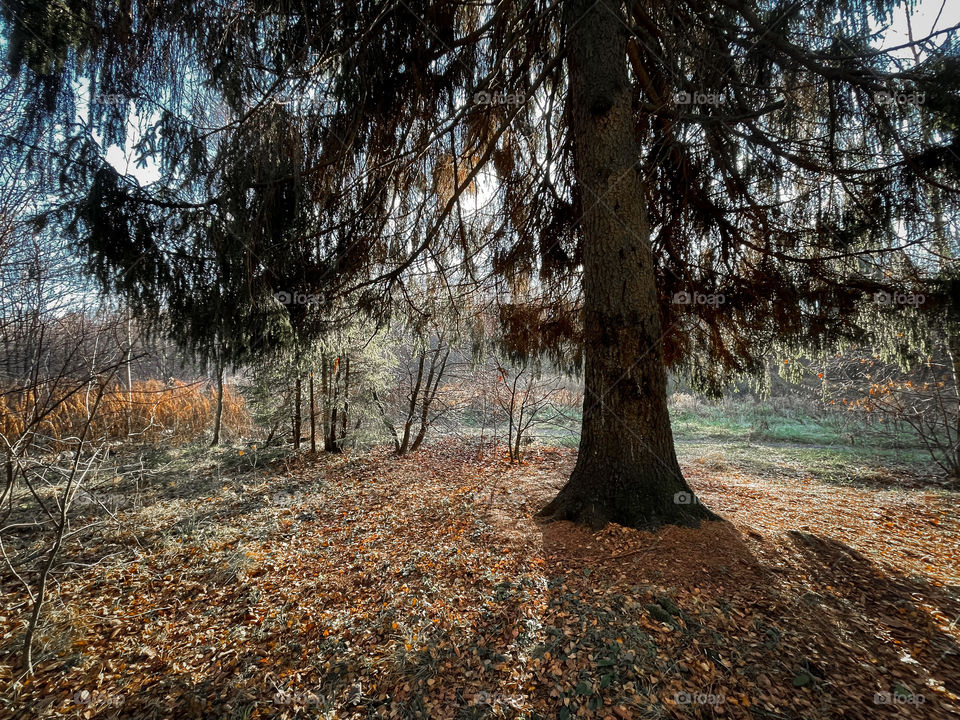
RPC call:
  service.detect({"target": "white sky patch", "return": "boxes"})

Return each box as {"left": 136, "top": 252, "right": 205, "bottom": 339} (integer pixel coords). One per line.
{"left": 101, "top": 101, "right": 161, "bottom": 185}
{"left": 880, "top": 0, "right": 958, "bottom": 55}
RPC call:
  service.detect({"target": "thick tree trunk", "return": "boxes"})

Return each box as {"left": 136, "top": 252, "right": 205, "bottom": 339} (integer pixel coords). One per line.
{"left": 538, "top": 0, "right": 718, "bottom": 530}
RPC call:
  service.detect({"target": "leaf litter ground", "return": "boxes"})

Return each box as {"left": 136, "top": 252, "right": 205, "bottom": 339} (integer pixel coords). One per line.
{"left": 1, "top": 440, "right": 958, "bottom": 719}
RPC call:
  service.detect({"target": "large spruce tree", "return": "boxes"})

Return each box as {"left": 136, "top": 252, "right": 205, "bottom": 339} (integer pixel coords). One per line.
{"left": 3, "top": 0, "right": 958, "bottom": 529}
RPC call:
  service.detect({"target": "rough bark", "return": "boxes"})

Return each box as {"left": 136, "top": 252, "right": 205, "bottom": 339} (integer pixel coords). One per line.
{"left": 538, "top": 0, "right": 719, "bottom": 531}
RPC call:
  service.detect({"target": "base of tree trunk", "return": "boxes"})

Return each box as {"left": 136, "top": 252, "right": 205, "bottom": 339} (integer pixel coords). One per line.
{"left": 537, "top": 459, "right": 721, "bottom": 531}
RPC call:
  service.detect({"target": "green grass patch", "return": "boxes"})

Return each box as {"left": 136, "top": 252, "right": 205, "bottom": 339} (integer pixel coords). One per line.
{"left": 676, "top": 436, "right": 933, "bottom": 487}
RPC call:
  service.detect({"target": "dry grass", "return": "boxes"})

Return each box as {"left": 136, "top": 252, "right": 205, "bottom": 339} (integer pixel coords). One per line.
{"left": 0, "top": 380, "right": 251, "bottom": 447}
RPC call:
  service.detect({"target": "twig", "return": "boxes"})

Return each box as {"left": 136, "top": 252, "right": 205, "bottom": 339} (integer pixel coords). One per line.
{"left": 609, "top": 538, "right": 661, "bottom": 561}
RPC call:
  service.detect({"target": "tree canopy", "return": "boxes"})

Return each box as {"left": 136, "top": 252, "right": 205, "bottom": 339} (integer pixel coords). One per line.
{"left": 3, "top": 0, "right": 958, "bottom": 378}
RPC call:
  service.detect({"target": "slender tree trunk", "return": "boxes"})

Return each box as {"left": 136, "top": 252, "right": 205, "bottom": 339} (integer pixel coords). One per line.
{"left": 211, "top": 358, "right": 224, "bottom": 447}
{"left": 948, "top": 335, "right": 960, "bottom": 477}
{"left": 538, "top": 0, "right": 718, "bottom": 530}
{"left": 3, "top": 453, "right": 12, "bottom": 507}
{"left": 23, "top": 384, "right": 107, "bottom": 674}
{"left": 265, "top": 419, "right": 281, "bottom": 447}
{"left": 293, "top": 376, "right": 302, "bottom": 450}
{"left": 309, "top": 371, "right": 316, "bottom": 453}
{"left": 124, "top": 304, "right": 133, "bottom": 437}
{"left": 373, "top": 389, "right": 402, "bottom": 452}
{"left": 400, "top": 351, "right": 426, "bottom": 454}
{"left": 513, "top": 399, "right": 524, "bottom": 463}
{"left": 328, "top": 405, "right": 338, "bottom": 450}
{"left": 508, "top": 373, "right": 519, "bottom": 462}
{"left": 340, "top": 357, "right": 350, "bottom": 445}
{"left": 327, "top": 359, "right": 341, "bottom": 452}
{"left": 321, "top": 354, "right": 331, "bottom": 448}
{"left": 410, "top": 347, "right": 448, "bottom": 452}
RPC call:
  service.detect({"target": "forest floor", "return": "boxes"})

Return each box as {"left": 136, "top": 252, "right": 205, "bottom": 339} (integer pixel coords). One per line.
{"left": 1, "top": 439, "right": 958, "bottom": 719}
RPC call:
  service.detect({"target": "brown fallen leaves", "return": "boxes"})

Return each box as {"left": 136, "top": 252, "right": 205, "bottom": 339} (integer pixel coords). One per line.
{"left": 1, "top": 440, "right": 958, "bottom": 719}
